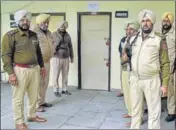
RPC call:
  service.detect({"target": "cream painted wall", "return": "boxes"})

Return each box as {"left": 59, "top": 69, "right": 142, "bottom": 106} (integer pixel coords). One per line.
{"left": 1, "top": 1, "right": 175, "bottom": 89}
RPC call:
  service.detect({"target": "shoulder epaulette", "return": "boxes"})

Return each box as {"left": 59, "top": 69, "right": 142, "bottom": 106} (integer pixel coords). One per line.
{"left": 6, "top": 29, "right": 19, "bottom": 36}
{"left": 29, "top": 30, "right": 37, "bottom": 35}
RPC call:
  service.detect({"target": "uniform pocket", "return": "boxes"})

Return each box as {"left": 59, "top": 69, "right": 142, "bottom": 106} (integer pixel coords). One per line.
{"left": 15, "top": 41, "right": 26, "bottom": 51}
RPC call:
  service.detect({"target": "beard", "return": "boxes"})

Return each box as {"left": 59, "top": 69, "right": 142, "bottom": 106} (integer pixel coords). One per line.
{"left": 18, "top": 24, "right": 29, "bottom": 31}
{"left": 39, "top": 25, "right": 48, "bottom": 32}
{"left": 162, "top": 24, "right": 171, "bottom": 32}
{"left": 142, "top": 25, "right": 152, "bottom": 34}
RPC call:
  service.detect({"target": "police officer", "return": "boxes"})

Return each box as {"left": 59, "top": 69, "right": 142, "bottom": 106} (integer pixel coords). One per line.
{"left": 122, "top": 9, "right": 170, "bottom": 129}
{"left": 51, "top": 21, "right": 74, "bottom": 97}
{"left": 32, "top": 14, "right": 53, "bottom": 112}
{"left": 117, "top": 24, "right": 128, "bottom": 97}
{"left": 1, "top": 10, "right": 47, "bottom": 130}
{"left": 161, "top": 12, "right": 176, "bottom": 122}
{"left": 121, "top": 20, "right": 140, "bottom": 127}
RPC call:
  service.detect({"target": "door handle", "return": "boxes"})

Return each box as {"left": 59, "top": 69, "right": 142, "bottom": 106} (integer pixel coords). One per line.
{"left": 104, "top": 58, "right": 110, "bottom": 67}
{"left": 104, "top": 37, "right": 110, "bottom": 46}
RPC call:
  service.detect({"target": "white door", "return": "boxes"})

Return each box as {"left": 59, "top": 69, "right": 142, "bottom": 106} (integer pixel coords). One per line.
{"left": 81, "top": 15, "right": 110, "bottom": 90}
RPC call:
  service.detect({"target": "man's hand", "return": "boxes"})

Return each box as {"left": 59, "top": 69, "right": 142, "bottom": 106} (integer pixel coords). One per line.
{"left": 40, "top": 67, "right": 46, "bottom": 79}
{"left": 161, "top": 86, "right": 168, "bottom": 97}
{"left": 9, "top": 74, "right": 18, "bottom": 86}
{"left": 71, "top": 59, "right": 74, "bottom": 63}
{"left": 122, "top": 53, "right": 129, "bottom": 63}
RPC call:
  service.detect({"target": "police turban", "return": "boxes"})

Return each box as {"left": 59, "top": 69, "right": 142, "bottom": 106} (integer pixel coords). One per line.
{"left": 36, "top": 13, "right": 51, "bottom": 24}
{"left": 126, "top": 20, "right": 140, "bottom": 30}
{"left": 138, "top": 9, "right": 156, "bottom": 24}
{"left": 162, "top": 12, "right": 174, "bottom": 24}
{"left": 14, "top": 10, "right": 32, "bottom": 24}
{"left": 58, "top": 21, "right": 68, "bottom": 29}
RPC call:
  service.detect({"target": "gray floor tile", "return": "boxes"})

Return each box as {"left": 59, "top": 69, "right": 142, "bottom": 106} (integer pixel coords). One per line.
{"left": 59, "top": 124, "right": 96, "bottom": 129}
{"left": 27, "top": 114, "right": 69, "bottom": 129}
{"left": 81, "top": 102, "right": 116, "bottom": 113}
{"left": 45, "top": 104, "right": 82, "bottom": 117}
{"left": 66, "top": 112, "right": 107, "bottom": 128}
{"left": 99, "top": 120, "right": 129, "bottom": 129}
{"left": 91, "top": 95, "right": 119, "bottom": 104}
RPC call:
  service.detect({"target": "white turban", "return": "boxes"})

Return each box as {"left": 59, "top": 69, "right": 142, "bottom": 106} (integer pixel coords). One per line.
{"left": 138, "top": 9, "right": 156, "bottom": 24}
{"left": 14, "top": 10, "right": 32, "bottom": 24}
{"left": 58, "top": 21, "right": 68, "bottom": 30}
{"left": 36, "top": 14, "right": 50, "bottom": 24}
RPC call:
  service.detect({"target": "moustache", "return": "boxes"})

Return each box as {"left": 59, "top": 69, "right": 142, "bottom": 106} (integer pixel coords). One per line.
{"left": 163, "top": 24, "right": 169, "bottom": 27}
{"left": 143, "top": 26, "right": 149, "bottom": 29}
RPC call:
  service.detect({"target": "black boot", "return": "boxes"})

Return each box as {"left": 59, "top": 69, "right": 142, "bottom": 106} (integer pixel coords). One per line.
{"left": 62, "top": 90, "right": 72, "bottom": 95}
{"left": 54, "top": 92, "right": 61, "bottom": 97}
{"left": 40, "top": 103, "right": 52, "bottom": 107}
{"left": 144, "top": 109, "right": 148, "bottom": 113}
{"left": 165, "top": 114, "right": 176, "bottom": 122}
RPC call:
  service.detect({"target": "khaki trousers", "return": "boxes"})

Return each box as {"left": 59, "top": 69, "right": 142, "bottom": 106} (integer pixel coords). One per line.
{"left": 37, "top": 62, "right": 50, "bottom": 106}
{"left": 167, "top": 72, "right": 176, "bottom": 114}
{"left": 120, "top": 68, "right": 123, "bottom": 94}
{"left": 50, "top": 57, "right": 69, "bottom": 92}
{"left": 130, "top": 75, "right": 161, "bottom": 129}
{"left": 12, "top": 65, "right": 40, "bottom": 124}
{"left": 122, "top": 70, "right": 131, "bottom": 116}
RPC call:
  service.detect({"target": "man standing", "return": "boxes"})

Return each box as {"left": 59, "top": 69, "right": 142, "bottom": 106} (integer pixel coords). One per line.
{"left": 32, "top": 14, "right": 53, "bottom": 112}
{"left": 117, "top": 24, "right": 129, "bottom": 97}
{"left": 122, "top": 9, "right": 170, "bottom": 129}
{"left": 51, "top": 21, "right": 74, "bottom": 97}
{"left": 161, "top": 12, "right": 176, "bottom": 122}
{"left": 1, "top": 10, "right": 47, "bottom": 130}
{"left": 120, "top": 20, "right": 140, "bottom": 127}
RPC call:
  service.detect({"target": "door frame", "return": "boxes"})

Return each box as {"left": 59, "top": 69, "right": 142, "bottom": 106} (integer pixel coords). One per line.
{"left": 77, "top": 12, "right": 112, "bottom": 91}
{"left": 32, "top": 12, "right": 66, "bottom": 20}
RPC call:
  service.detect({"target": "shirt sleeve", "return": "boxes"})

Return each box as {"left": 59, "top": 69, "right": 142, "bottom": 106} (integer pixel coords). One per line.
{"left": 36, "top": 40, "right": 44, "bottom": 68}
{"left": 159, "top": 38, "right": 170, "bottom": 87}
{"left": 68, "top": 37, "right": 74, "bottom": 59}
{"left": 1, "top": 34, "right": 14, "bottom": 75}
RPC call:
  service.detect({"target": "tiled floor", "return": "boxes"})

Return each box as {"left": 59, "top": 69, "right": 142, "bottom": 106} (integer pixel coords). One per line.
{"left": 1, "top": 83, "right": 175, "bottom": 129}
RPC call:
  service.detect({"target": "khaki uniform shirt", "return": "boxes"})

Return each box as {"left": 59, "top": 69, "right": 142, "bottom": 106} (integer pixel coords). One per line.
{"left": 1, "top": 28, "right": 44, "bottom": 75}
{"left": 130, "top": 31, "right": 170, "bottom": 86}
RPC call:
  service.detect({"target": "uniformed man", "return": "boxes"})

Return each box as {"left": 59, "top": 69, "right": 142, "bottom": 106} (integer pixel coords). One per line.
{"left": 32, "top": 14, "right": 53, "bottom": 112}
{"left": 120, "top": 20, "right": 140, "bottom": 127}
{"left": 1, "top": 10, "right": 47, "bottom": 130}
{"left": 161, "top": 12, "right": 175, "bottom": 122}
{"left": 117, "top": 25, "right": 128, "bottom": 97}
{"left": 51, "top": 21, "right": 74, "bottom": 97}
{"left": 122, "top": 9, "right": 170, "bottom": 129}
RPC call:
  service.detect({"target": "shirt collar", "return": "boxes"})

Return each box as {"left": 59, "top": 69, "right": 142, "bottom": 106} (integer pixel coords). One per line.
{"left": 18, "top": 27, "right": 29, "bottom": 37}
{"left": 139, "top": 30, "right": 155, "bottom": 38}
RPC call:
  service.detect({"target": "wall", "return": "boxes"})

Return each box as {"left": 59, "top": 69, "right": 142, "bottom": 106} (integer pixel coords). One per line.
{"left": 1, "top": 1, "right": 175, "bottom": 89}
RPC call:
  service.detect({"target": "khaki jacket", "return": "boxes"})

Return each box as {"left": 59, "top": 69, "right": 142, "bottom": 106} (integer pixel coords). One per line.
{"left": 32, "top": 26, "right": 53, "bottom": 63}
{"left": 130, "top": 31, "right": 170, "bottom": 86}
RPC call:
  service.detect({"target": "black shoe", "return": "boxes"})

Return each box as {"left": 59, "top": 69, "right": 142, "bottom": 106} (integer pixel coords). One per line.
{"left": 62, "top": 90, "right": 71, "bottom": 95}
{"left": 144, "top": 109, "right": 148, "bottom": 114}
{"left": 161, "top": 96, "right": 167, "bottom": 100}
{"left": 54, "top": 92, "right": 61, "bottom": 97}
{"left": 165, "top": 114, "right": 176, "bottom": 122}
{"left": 40, "top": 103, "right": 52, "bottom": 107}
